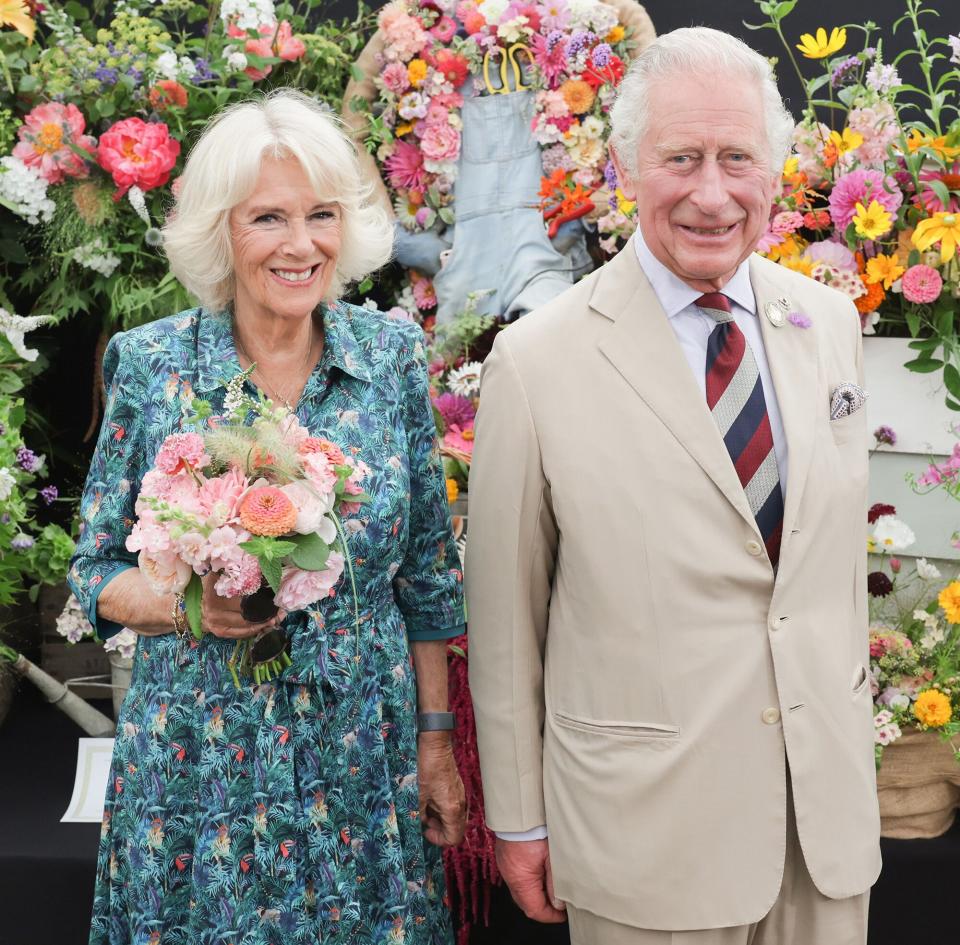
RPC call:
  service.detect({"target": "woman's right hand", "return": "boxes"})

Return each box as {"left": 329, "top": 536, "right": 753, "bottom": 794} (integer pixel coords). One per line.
{"left": 200, "top": 572, "right": 286, "bottom": 639}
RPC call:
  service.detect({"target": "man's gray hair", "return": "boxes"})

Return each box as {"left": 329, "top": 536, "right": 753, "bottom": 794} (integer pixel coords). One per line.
{"left": 609, "top": 27, "right": 795, "bottom": 179}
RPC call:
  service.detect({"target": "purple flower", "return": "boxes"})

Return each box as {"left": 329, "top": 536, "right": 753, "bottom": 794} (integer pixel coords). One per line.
{"left": 126, "top": 67, "right": 144, "bottom": 82}
{"left": 546, "top": 29, "right": 566, "bottom": 54}
{"left": 94, "top": 65, "right": 119, "bottom": 86}
{"left": 433, "top": 393, "right": 476, "bottom": 428}
{"left": 591, "top": 43, "right": 612, "bottom": 68}
{"left": 194, "top": 58, "right": 217, "bottom": 82}
{"left": 10, "top": 534, "right": 34, "bottom": 551}
{"left": 567, "top": 30, "right": 596, "bottom": 60}
{"left": 603, "top": 159, "right": 618, "bottom": 191}
{"left": 867, "top": 571, "right": 893, "bottom": 597}
{"left": 16, "top": 447, "right": 42, "bottom": 473}
{"left": 873, "top": 425, "right": 897, "bottom": 447}
{"left": 830, "top": 55, "right": 861, "bottom": 88}
{"left": 40, "top": 485, "right": 58, "bottom": 505}
{"left": 787, "top": 311, "right": 812, "bottom": 329}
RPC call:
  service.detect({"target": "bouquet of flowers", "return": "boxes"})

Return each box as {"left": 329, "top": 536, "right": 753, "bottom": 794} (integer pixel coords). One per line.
{"left": 366, "top": 0, "right": 636, "bottom": 317}
{"left": 865, "top": 501, "right": 960, "bottom": 765}
{"left": 126, "top": 371, "right": 368, "bottom": 687}
{"left": 746, "top": 0, "right": 960, "bottom": 410}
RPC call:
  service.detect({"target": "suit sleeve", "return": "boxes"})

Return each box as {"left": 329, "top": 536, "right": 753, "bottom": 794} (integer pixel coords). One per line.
{"left": 848, "top": 300, "right": 870, "bottom": 667}
{"left": 466, "top": 331, "right": 558, "bottom": 832}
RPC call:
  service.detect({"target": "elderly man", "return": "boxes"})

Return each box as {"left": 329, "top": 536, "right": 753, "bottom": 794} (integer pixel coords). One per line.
{"left": 466, "top": 26, "right": 881, "bottom": 945}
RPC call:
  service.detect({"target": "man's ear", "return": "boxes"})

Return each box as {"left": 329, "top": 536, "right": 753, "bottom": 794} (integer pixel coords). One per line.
{"left": 609, "top": 146, "right": 637, "bottom": 202}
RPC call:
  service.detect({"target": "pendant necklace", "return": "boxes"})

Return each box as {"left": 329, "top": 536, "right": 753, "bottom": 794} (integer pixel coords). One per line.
{"left": 234, "top": 329, "right": 315, "bottom": 410}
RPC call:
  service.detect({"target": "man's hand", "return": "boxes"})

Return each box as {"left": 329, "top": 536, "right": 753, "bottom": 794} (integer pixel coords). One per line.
{"left": 418, "top": 732, "right": 467, "bottom": 847}
{"left": 495, "top": 837, "right": 567, "bottom": 923}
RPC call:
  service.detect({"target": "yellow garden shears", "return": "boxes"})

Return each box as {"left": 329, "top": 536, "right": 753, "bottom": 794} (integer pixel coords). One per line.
{"left": 482, "top": 43, "right": 533, "bottom": 95}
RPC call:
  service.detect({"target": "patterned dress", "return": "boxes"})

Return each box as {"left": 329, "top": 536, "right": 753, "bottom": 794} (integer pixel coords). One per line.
{"left": 68, "top": 303, "right": 466, "bottom": 945}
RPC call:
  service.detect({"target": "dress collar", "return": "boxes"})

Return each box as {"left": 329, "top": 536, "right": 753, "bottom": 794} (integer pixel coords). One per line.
{"left": 632, "top": 230, "right": 757, "bottom": 319}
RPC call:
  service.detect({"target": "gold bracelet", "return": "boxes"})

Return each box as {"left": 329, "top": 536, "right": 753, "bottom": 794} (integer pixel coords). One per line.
{"left": 172, "top": 593, "right": 189, "bottom": 637}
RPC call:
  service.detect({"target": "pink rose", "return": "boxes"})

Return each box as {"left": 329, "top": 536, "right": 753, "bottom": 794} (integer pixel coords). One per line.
{"left": 139, "top": 549, "right": 193, "bottom": 595}
{"left": 281, "top": 480, "right": 336, "bottom": 539}
{"left": 275, "top": 21, "right": 306, "bottom": 61}
{"left": 275, "top": 555, "right": 345, "bottom": 611}
{"left": 419, "top": 123, "right": 461, "bottom": 164}
{"left": 302, "top": 452, "right": 338, "bottom": 494}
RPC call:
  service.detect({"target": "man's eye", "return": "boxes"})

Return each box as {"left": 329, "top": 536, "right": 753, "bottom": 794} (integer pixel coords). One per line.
{"left": 670, "top": 155, "right": 691, "bottom": 165}
{"left": 727, "top": 153, "right": 749, "bottom": 162}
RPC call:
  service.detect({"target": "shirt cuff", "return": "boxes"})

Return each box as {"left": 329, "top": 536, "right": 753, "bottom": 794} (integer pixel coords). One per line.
{"left": 86, "top": 563, "right": 136, "bottom": 641}
{"left": 495, "top": 826, "right": 549, "bottom": 841}
{"left": 406, "top": 622, "right": 466, "bottom": 642}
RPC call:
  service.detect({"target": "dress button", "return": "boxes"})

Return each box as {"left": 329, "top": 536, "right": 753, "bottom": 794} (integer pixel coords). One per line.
{"left": 770, "top": 616, "right": 782, "bottom": 632}
{"left": 762, "top": 707, "right": 781, "bottom": 725}
{"left": 746, "top": 540, "right": 763, "bottom": 556}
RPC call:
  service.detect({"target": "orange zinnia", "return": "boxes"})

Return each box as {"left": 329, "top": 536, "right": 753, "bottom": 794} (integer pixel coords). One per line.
{"left": 854, "top": 277, "right": 885, "bottom": 314}
{"left": 239, "top": 487, "right": 298, "bottom": 536}
{"left": 560, "top": 79, "right": 595, "bottom": 115}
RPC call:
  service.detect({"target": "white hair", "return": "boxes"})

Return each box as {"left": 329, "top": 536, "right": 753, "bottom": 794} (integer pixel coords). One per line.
{"left": 163, "top": 89, "right": 393, "bottom": 311}
{"left": 609, "top": 27, "right": 795, "bottom": 180}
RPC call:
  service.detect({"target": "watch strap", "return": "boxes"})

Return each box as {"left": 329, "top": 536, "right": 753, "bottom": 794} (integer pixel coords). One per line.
{"left": 417, "top": 711, "right": 455, "bottom": 732}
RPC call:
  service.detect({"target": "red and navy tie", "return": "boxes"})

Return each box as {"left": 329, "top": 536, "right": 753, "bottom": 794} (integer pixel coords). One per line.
{"left": 698, "top": 293, "right": 783, "bottom": 568}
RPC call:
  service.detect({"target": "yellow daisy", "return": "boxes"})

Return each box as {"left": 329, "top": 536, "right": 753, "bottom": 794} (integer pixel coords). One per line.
{"left": 796, "top": 27, "right": 846, "bottom": 59}
{"left": 864, "top": 254, "right": 905, "bottom": 290}
{"left": 853, "top": 200, "right": 893, "bottom": 240}
{"left": 828, "top": 128, "right": 864, "bottom": 158}
{"left": 912, "top": 212, "right": 960, "bottom": 263}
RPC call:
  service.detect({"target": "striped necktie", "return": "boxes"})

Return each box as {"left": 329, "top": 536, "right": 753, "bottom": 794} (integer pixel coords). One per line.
{"left": 697, "top": 293, "right": 783, "bottom": 568}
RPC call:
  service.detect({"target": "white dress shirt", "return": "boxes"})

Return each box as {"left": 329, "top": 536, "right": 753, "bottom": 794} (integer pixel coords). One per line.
{"left": 495, "top": 235, "right": 789, "bottom": 843}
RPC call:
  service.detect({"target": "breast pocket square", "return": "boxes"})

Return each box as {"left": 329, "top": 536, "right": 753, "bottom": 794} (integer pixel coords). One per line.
{"left": 830, "top": 382, "right": 868, "bottom": 420}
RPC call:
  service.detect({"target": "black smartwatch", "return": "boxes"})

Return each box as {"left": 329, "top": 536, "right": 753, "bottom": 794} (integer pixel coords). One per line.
{"left": 417, "top": 711, "right": 455, "bottom": 733}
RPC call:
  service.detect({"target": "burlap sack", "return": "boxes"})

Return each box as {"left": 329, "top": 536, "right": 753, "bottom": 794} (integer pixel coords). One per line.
{"left": 877, "top": 727, "right": 960, "bottom": 839}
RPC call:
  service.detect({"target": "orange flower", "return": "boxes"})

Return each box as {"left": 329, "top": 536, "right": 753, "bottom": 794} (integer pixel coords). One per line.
{"left": 913, "top": 689, "right": 952, "bottom": 728}
{"left": 239, "top": 486, "right": 298, "bottom": 536}
{"left": 445, "top": 477, "right": 459, "bottom": 503}
{"left": 854, "top": 277, "right": 885, "bottom": 314}
{"left": 148, "top": 80, "right": 188, "bottom": 111}
{"left": 560, "top": 79, "right": 595, "bottom": 115}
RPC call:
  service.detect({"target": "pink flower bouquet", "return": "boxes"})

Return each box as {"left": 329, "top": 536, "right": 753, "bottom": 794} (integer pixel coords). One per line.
{"left": 126, "top": 374, "right": 368, "bottom": 685}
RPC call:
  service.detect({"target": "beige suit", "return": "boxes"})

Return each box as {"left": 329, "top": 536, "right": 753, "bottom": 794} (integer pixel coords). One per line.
{"left": 466, "top": 241, "right": 881, "bottom": 931}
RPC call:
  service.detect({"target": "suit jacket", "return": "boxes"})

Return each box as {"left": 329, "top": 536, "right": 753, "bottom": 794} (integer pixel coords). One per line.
{"left": 465, "top": 240, "right": 882, "bottom": 930}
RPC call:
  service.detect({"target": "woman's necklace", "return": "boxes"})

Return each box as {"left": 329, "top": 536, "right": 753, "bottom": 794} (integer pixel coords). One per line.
{"left": 233, "top": 328, "right": 316, "bottom": 410}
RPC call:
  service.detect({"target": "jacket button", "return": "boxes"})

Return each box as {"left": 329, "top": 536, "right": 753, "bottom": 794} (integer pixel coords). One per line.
{"left": 762, "top": 707, "right": 781, "bottom": 725}
{"left": 746, "top": 540, "right": 763, "bottom": 556}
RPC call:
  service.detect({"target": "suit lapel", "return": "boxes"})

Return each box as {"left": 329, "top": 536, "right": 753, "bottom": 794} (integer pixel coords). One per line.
{"left": 594, "top": 242, "right": 759, "bottom": 535}
{"left": 749, "top": 255, "right": 820, "bottom": 555}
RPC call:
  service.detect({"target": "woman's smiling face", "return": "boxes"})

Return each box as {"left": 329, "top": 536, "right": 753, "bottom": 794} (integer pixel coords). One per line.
{"left": 230, "top": 155, "right": 342, "bottom": 322}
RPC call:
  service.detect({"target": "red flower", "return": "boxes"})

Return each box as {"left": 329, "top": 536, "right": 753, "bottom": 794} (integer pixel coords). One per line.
{"left": 583, "top": 53, "right": 624, "bottom": 90}
{"left": 97, "top": 117, "right": 180, "bottom": 198}
{"left": 867, "top": 571, "right": 893, "bottom": 597}
{"left": 803, "top": 209, "right": 831, "bottom": 231}
{"left": 149, "top": 80, "right": 188, "bottom": 111}
{"left": 425, "top": 48, "right": 470, "bottom": 88}
{"left": 868, "top": 502, "right": 896, "bottom": 524}
{"left": 275, "top": 21, "right": 306, "bottom": 61}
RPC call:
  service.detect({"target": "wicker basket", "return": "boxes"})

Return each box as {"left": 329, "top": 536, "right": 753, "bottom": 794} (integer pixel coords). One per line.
{"left": 877, "top": 728, "right": 960, "bottom": 839}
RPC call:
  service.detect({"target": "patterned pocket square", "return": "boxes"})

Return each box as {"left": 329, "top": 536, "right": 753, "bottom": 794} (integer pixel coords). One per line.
{"left": 830, "top": 382, "right": 868, "bottom": 420}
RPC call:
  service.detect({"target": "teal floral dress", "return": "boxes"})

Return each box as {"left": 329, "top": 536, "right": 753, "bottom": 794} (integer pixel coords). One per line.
{"left": 68, "top": 304, "right": 465, "bottom": 945}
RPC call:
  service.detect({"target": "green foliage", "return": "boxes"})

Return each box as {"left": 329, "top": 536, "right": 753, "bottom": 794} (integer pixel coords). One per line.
{"left": 289, "top": 531, "right": 331, "bottom": 571}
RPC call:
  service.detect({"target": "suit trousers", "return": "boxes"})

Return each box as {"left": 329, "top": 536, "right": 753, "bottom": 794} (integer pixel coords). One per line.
{"left": 566, "top": 785, "right": 869, "bottom": 945}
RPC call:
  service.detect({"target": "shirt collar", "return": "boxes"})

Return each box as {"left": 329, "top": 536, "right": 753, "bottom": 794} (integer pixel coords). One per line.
{"left": 632, "top": 230, "right": 757, "bottom": 319}
{"left": 195, "top": 302, "right": 372, "bottom": 395}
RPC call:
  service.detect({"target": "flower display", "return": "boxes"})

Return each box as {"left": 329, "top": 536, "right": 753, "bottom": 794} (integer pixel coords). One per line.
{"left": 751, "top": 0, "right": 960, "bottom": 404}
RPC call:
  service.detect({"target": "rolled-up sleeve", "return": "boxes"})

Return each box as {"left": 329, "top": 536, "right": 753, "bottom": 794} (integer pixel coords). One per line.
{"left": 392, "top": 324, "right": 466, "bottom": 641}
{"left": 67, "top": 332, "right": 143, "bottom": 640}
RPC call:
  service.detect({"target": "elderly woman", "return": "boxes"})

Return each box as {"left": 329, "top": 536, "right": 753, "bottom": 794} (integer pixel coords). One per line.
{"left": 68, "top": 89, "right": 466, "bottom": 945}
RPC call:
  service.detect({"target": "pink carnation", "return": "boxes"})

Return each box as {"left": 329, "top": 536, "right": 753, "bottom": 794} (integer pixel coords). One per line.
{"left": 828, "top": 169, "right": 902, "bottom": 232}
{"left": 13, "top": 102, "right": 97, "bottom": 184}
{"left": 381, "top": 61, "right": 410, "bottom": 94}
{"left": 901, "top": 264, "right": 943, "bottom": 304}
{"left": 215, "top": 552, "right": 263, "bottom": 598}
{"left": 275, "top": 554, "right": 345, "bottom": 611}
{"left": 154, "top": 433, "right": 210, "bottom": 475}
{"left": 97, "top": 117, "right": 180, "bottom": 198}
{"left": 420, "top": 122, "right": 461, "bottom": 164}
{"left": 197, "top": 467, "right": 249, "bottom": 522}
{"left": 379, "top": 1, "right": 429, "bottom": 60}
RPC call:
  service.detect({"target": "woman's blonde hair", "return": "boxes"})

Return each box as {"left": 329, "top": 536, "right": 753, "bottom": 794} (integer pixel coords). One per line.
{"left": 163, "top": 88, "right": 393, "bottom": 311}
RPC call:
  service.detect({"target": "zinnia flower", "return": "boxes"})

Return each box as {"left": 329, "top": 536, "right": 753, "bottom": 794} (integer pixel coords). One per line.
{"left": 433, "top": 392, "right": 476, "bottom": 428}
{"left": 239, "top": 486, "right": 298, "bottom": 536}
{"left": 796, "top": 26, "right": 847, "bottom": 59}
{"left": 913, "top": 689, "right": 952, "bottom": 728}
{"left": 560, "top": 78, "right": 595, "bottom": 115}
{"left": 149, "top": 80, "right": 189, "bottom": 111}
{"left": 13, "top": 102, "right": 97, "bottom": 184}
{"left": 912, "top": 211, "right": 960, "bottom": 263}
{"left": 901, "top": 264, "right": 943, "bottom": 304}
{"left": 939, "top": 581, "right": 960, "bottom": 623}
{"left": 854, "top": 277, "right": 885, "bottom": 315}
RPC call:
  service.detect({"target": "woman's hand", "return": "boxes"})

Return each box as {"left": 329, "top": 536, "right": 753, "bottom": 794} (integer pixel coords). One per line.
{"left": 417, "top": 731, "right": 467, "bottom": 847}
{"left": 201, "top": 572, "right": 286, "bottom": 639}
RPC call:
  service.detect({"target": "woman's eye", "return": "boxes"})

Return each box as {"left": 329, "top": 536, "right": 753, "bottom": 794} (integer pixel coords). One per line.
{"left": 254, "top": 214, "right": 279, "bottom": 224}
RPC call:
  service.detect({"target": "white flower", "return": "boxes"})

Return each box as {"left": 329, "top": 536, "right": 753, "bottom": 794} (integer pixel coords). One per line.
{"left": 578, "top": 115, "right": 605, "bottom": 140}
{"left": 480, "top": 0, "right": 509, "bottom": 25}
{"left": 0, "top": 308, "right": 53, "bottom": 362}
{"left": 497, "top": 16, "right": 529, "bottom": 43}
{"left": 0, "top": 156, "right": 55, "bottom": 225}
{"left": 873, "top": 709, "right": 893, "bottom": 727}
{"left": 588, "top": 2, "right": 620, "bottom": 36}
{"left": 875, "top": 722, "right": 902, "bottom": 746}
{"left": 154, "top": 50, "right": 180, "bottom": 80}
{"left": 566, "top": 0, "right": 596, "bottom": 29}
{"left": 127, "top": 186, "right": 150, "bottom": 225}
{"left": 178, "top": 56, "right": 197, "bottom": 79}
{"left": 226, "top": 50, "right": 249, "bottom": 73}
{"left": 950, "top": 35, "right": 960, "bottom": 66}
{"left": 220, "top": 0, "right": 276, "bottom": 31}
{"left": 446, "top": 361, "right": 482, "bottom": 397}
{"left": 916, "top": 557, "right": 942, "bottom": 580}
{"left": 920, "top": 625, "right": 946, "bottom": 652}
{"left": 56, "top": 594, "right": 94, "bottom": 644}
{"left": 913, "top": 609, "right": 940, "bottom": 633}
{"left": 0, "top": 467, "right": 15, "bottom": 501}
{"left": 103, "top": 627, "right": 138, "bottom": 660}
{"left": 865, "top": 62, "right": 901, "bottom": 95}
{"left": 73, "top": 239, "right": 121, "bottom": 278}
{"left": 870, "top": 515, "right": 916, "bottom": 552}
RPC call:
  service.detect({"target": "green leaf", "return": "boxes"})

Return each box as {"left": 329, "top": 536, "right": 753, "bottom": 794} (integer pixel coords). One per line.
{"left": 17, "top": 74, "right": 37, "bottom": 93}
{"left": 184, "top": 572, "right": 204, "bottom": 640}
{"left": 240, "top": 536, "right": 297, "bottom": 560}
{"left": 290, "top": 531, "right": 331, "bottom": 571}
{"left": 260, "top": 556, "right": 283, "bottom": 593}
{"left": 946, "top": 397, "right": 960, "bottom": 412}
{"left": 902, "top": 357, "right": 944, "bottom": 373}
{"left": 936, "top": 307, "right": 954, "bottom": 336}
{"left": 944, "top": 363, "right": 960, "bottom": 399}
{"left": 99, "top": 100, "right": 115, "bottom": 118}
{"left": 350, "top": 63, "right": 365, "bottom": 82}
{"left": 908, "top": 337, "right": 940, "bottom": 353}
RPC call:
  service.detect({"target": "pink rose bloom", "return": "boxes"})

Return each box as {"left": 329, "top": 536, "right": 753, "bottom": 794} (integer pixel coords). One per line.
{"left": 154, "top": 432, "right": 210, "bottom": 475}
{"left": 281, "top": 480, "right": 336, "bottom": 539}
{"left": 771, "top": 211, "right": 804, "bottom": 235}
{"left": 215, "top": 552, "right": 263, "bottom": 598}
{"left": 302, "top": 452, "right": 338, "bottom": 494}
{"left": 430, "top": 14, "right": 458, "bottom": 42}
{"left": 901, "top": 264, "right": 943, "bottom": 304}
{"left": 97, "top": 117, "right": 180, "bottom": 198}
{"left": 139, "top": 549, "right": 193, "bottom": 595}
{"left": 275, "top": 21, "right": 306, "bottom": 61}
{"left": 197, "top": 467, "right": 248, "bottom": 522}
{"left": 828, "top": 168, "right": 902, "bottom": 232}
{"left": 276, "top": 554, "right": 345, "bottom": 611}
{"left": 381, "top": 61, "right": 410, "bottom": 94}
{"left": 420, "top": 122, "right": 461, "bottom": 163}
{"left": 412, "top": 277, "right": 437, "bottom": 310}
{"left": 379, "top": 1, "right": 429, "bottom": 60}
{"left": 13, "top": 102, "right": 97, "bottom": 184}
